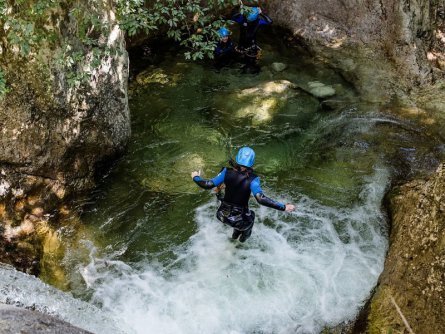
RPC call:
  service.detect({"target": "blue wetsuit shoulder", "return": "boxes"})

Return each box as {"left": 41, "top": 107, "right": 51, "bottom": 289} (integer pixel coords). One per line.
{"left": 251, "top": 177, "right": 285, "bottom": 211}
{"left": 250, "top": 177, "right": 262, "bottom": 196}
{"left": 211, "top": 167, "right": 227, "bottom": 186}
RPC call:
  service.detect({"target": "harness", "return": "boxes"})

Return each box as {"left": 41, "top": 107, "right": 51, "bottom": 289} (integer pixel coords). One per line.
{"left": 216, "top": 201, "right": 254, "bottom": 231}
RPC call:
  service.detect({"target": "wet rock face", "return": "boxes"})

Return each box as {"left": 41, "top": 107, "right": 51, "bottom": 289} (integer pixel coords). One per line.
{"left": 0, "top": 5, "right": 130, "bottom": 271}
{"left": 0, "top": 304, "right": 92, "bottom": 334}
{"left": 367, "top": 163, "right": 445, "bottom": 333}
{"left": 266, "top": 0, "right": 443, "bottom": 100}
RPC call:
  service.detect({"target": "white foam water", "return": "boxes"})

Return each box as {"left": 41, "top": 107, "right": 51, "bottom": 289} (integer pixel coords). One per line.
{"left": 0, "top": 167, "right": 388, "bottom": 334}
{"left": 78, "top": 168, "right": 389, "bottom": 334}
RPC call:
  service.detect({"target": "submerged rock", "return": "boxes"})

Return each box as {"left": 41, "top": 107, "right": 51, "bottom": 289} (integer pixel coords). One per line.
{"left": 307, "top": 81, "right": 336, "bottom": 98}
{"left": 216, "top": 80, "right": 300, "bottom": 124}
{"left": 135, "top": 67, "right": 181, "bottom": 87}
{"left": 271, "top": 62, "right": 288, "bottom": 72}
{"left": 238, "top": 79, "right": 297, "bottom": 96}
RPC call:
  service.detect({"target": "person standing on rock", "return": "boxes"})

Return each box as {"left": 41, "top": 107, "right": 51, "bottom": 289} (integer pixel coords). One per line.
{"left": 232, "top": 6, "right": 272, "bottom": 74}
{"left": 191, "top": 147, "right": 295, "bottom": 242}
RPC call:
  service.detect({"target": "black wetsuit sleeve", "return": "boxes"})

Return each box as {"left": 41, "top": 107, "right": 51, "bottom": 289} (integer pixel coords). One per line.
{"left": 193, "top": 176, "right": 215, "bottom": 190}
{"left": 254, "top": 192, "right": 286, "bottom": 211}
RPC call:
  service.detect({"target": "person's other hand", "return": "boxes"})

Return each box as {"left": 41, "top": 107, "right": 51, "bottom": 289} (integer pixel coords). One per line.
{"left": 285, "top": 204, "right": 295, "bottom": 212}
{"left": 191, "top": 170, "right": 201, "bottom": 179}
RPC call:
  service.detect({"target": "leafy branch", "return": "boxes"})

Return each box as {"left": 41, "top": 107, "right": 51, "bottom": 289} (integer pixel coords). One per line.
{"left": 0, "top": 0, "right": 251, "bottom": 97}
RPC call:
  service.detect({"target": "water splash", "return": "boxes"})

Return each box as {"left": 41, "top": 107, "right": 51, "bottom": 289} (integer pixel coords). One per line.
{"left": 80, "top": 168, "right": 388, "bottom": 334}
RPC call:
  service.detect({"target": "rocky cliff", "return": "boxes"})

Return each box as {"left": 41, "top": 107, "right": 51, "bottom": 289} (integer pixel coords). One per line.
{"left": 267, "top": 0, "right": 444, "bottom": 101}
{"left": 0, "top": 3, "right": 130, "bottom": 274}
{"left": 366, "top": 163, "right": 445, "bottom": 333}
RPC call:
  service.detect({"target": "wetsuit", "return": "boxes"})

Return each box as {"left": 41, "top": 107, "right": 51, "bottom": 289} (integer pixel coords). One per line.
{"left": 232, "top": 12, "right": 272, "bottom": 73}
{"left": 214, "top": 39, "right": 235, "bottom": 69}
{"left": 193, "top": 166, "right": 285, "bottom": 242}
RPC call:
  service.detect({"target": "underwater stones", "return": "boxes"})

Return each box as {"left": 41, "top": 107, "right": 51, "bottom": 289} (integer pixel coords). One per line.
{"left": 0, "top": 187, "right": 59, "bottom": 273}
{"left": 238, "top": 80, "right": 296, "bottom": 96}
{"left": 229, "top": 80, "right": 298, "bottom": 124}
{"left": 42, "top": 229, "right": 61, "bottom": 255}
{"left": 237, "top": 97, "right": 279, "bottom": 123}
{"left": 307, "top": 81, "right": 336, "bottom": 98}
{"left": 135, "top": 67, "right": 181, "bottom": 87}
{"left": 136, "top": 68, "right": 170, "bottom": 85}
{"left": 271, "top": 62, "right": 287, "bottom": 72}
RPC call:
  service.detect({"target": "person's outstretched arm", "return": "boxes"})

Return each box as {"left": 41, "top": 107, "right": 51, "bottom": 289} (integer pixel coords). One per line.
{"left": 251, "top": 177, "right": 295, "bottom": 212}
{"left": 191, "top": 168, "right": 227, "bottom": 190}
{"left": 232, "top": 12, "right": 245, "bottom": 24}
{"left": 259, "top": 13, "right": 272, "bottom": 25}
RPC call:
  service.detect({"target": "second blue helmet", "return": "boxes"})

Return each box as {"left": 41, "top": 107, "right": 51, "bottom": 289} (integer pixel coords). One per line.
{"left": 218, "top": 27, "right": 231, "bottom": 38}
{"left": 246, "top": 7, "right": 261, "bottom": 22}
{"left": 236, "top": 147, "right": 256, "bottom": 167}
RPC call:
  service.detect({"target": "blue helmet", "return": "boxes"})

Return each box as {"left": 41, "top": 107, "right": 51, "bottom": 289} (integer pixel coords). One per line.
{"left": 218, "top": 27, "right": 230, "bottom": 38}
{"left": 236, "top": 147, "right": 255, "bottom": 167}
{"left": 246, "top": 7, "right": 261, "bottom": 22}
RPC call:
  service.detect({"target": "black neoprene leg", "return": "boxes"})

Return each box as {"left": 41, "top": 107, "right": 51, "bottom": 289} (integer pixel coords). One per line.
{"left": 239, "top": 227, "right": 252, "bottom": 242}
{"left": 239, "top": 210, "right": 255, "bottom": 242}
{"left": 232, "top": 229, "right": 242, "bottom": 240}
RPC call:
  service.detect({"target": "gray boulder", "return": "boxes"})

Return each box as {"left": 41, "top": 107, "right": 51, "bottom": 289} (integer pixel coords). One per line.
{"left": 0, "top": 304, "right": 92, "bottom": 333}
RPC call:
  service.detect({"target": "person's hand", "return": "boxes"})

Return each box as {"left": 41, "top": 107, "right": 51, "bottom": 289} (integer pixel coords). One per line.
{"left": 285, "top": 204, "right": 295, "bottom": 212}
{"left": 191, "top": 170, "right": 201, "bottom": 179}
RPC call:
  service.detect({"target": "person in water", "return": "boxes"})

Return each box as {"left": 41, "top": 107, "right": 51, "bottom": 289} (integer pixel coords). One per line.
{"left": 232, "top": 6, "right": 272, "bottom": 74}
{"left": 214, "top": 27, "right": 235, "bottom": 70}
{"left": 191, "top": 147, "right": 295, "bottom": 242}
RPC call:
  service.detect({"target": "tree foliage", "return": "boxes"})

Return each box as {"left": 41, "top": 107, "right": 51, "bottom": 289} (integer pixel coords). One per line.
{"left": 117, "top": 0, "right": 241, "bottom": 60}
{"left": 0, "top": 0, "right": 247, "bottom": 96}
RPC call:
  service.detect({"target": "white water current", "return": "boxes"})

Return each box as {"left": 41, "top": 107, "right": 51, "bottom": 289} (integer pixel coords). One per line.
{"left": 0, "top": 168, "right": 389, "bottom": 333}
{"left": 85, "top": 174, "right": 387, "bottom": 334}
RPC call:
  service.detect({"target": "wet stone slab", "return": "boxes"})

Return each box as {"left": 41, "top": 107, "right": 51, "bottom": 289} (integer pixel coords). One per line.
{"left": 0, "top": 304, "right": 92, "bottom": 334}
